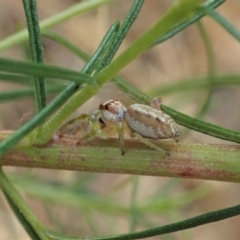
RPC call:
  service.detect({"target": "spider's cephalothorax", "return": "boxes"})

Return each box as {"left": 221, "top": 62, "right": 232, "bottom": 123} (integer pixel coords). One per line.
{"left": 99, "top": 100, "right": 127, "bottom": 124}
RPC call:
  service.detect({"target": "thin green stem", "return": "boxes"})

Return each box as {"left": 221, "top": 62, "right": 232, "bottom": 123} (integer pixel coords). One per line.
{"left": 152, "top": 0, "right": 225, "bottom": 46}
{"left": 96, "top": 0, "right": 144, "bottom": 72}
{"left": 0, "top": 58, "right": 95, "bottom": 85}
{"left": 42, "top": 30, "right": 91, "bottom": 61}
{"left": 0, "top": 169, "right": 47, "bottom": 240}
{"left": 207, "top": 8, "right": 240, "bottom": 42}
{"left": 0, "top": 86, "right": 64, "bottom": 102}
{"left": 198, "top": 22, "right": 216, "bottom": 78}
{"left": 161, "top": 105, "right": 240, "bottom": 143}
{"left": 84, "top": 21, "right": 120, "bottom": 74}
{"left": 22, "top": 0, "right": 46, "bottom": 111}
{"left": 0, "top": 0, "right": 116, "bottom": 51}
{"left": 113, "top": 76, "right": 152, "bottom": 104}
{"left": 0, "top": 73, "right": 31, "bottom": 85}
{"left": 87, "top": 204, "right": 240, "bottom": 239}
{"left": 148, "top": 74, "right": 240, "bottom": 97}
{"left": 194, "top": 21, "right": 215, "bottom": 118}
{"left": 3, "top": 193, "right": 41, "bottom": 240}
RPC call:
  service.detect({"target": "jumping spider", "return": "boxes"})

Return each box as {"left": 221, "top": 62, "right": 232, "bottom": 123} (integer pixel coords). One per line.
{"left": 57, "top": 99, "right": 180, "bottom": 155}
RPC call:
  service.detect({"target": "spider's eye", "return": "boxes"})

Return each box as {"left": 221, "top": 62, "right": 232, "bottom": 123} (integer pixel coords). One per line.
{"left": 99, "top": 103, "right": 110, "bottom": 110}
{"left": 99, "top": 104, "right": 104, "bottom": 110}
{"left": 99, "top": 117, "right": 104, "bottom": 124}
{"left": 98, "top": 117, "right": 106, "bottom": 129}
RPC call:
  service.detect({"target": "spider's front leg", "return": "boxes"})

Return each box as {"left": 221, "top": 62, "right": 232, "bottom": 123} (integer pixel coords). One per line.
{"left": 99, "top": 100, "right": 127, "bottom": 155}
{"left": 81, "top": 110, "right": 116, "bottom": 141}
{"left": 55, "top": 110, "right": 105, "bottom": 142}
{"left": 123, "top": 125, "right": 169, "bottom": 155}
{"left": 56, "top": 113, "right": 91, "bottom": 142}
{"left": 117, "top": 121, "right": 125, "bottom": 155}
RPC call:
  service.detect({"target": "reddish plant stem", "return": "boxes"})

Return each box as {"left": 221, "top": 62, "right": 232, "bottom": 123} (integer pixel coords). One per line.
{"left": 1, "top": 133, "right": 240, "bottom": 183}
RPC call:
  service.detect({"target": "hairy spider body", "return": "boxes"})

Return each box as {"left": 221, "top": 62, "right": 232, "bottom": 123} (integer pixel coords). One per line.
{"left": 58, "top": 99, "right": 180, "bottom": 155}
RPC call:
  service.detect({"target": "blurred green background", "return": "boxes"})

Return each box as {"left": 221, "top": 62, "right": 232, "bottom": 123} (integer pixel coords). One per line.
{"left": 1, "top": 0, "right": 240, "bottom": 239}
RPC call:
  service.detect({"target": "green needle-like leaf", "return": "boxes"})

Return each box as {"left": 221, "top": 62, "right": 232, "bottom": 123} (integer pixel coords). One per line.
{"left": 161, "top": 105, "right": 240, "bottom": 143}
{"left": 0, "top": 58, "right": 96, "bottom": 85}
{"left": 22, "top": 0, "right": 46, "bottom": 111}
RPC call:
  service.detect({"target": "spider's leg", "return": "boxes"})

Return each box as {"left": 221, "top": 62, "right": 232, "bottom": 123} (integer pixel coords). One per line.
{"left": 174, "top": 137, "right": 179, "bottom": 142}
{"left": 81, "top": 111, "right": 118, "bottom": 141}
{"left": 79, "top": 111, "right": 103, "bottom": 141}
{"left": 117, "top": 121, "right": 125, "bottom": 155}
{"left": 57, "top": 114, "right": 90, "bottom": 138}
{"left": 132, "top": 132, "right": 170, "bottom": 156}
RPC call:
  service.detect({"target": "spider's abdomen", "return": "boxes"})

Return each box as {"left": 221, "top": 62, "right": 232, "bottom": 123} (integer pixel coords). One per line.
{"left": 126, "top": 104, "right": 180, "bottom": 139}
